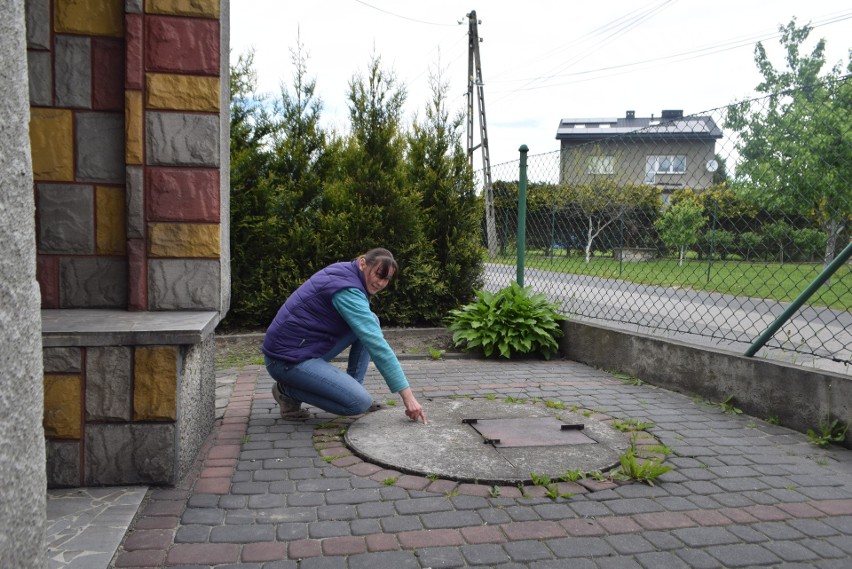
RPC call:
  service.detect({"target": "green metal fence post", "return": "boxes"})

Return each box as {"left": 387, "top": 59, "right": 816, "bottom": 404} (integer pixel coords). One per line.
{"left": 745, "top": 240, "right": 852, "bottom": 357}
{"left": 517, "top": 144, "right": 529, "bottom": 286}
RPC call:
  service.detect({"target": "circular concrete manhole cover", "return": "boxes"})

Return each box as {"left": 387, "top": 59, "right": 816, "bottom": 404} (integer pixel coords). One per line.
{"left": 345, "top": 399, "right": 632, "bottom": 485}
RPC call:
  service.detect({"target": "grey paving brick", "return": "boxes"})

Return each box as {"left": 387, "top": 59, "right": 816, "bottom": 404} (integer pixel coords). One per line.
{"left": 174, "top": 524, "right": 211, "bottom": 543}
{"left": 186, "top": 494, "right": 219, "bottom": 508}
{"left": 275, "top": 522, "right": 308, "bottom": 541}
{"left": 416, "top": 546, "right": 466, "bottom": 568}
{"left": 674, "top": 548, "right": 725, "bottom": 569}
{"left": 706, "top": 543, "right": 781, "bottom": 567}
{"left": 348, "top": 550, "right": 420, "bottom": 569}
{"left": 752, "top": 521, "right": 807, "bottom": 540}
{"left": 461, "top": 543, "right": 511, "bottom": 566}
{"left": 771, "top": 540, "right": 824, "bottom": 562}
{"left": 505, "top": 505, "right": 544, "bottom": 522}
{"left": 642, "top": 530, "right": 686, "bottom": 550}
{"left": 180, "top": 508, "right": 224, "bottom": 525}
{"left": 356, "top": 501, "right": 396, "bottom": 518}
{"left": 569, "top": 500, "right": 614, "bottom": 518}
{"left": 531, "top": 502, "right": 575, "bottom": 520}
{"left": 308, "top": 520, "right": 351, "bottom": 538}
{"left": 248, "top": 494, "right": 286, "bottom": 509}
{"left": 608, "top": 498, "right": 664, "bottom": 515}
{"left": 395, "top": 496, "right": 454, "bottom": 515}
{"left": 210, "top": 524, "right": 274, "bottom": 543}
{"left": 325, "top": 488, "right": 383, "bottom": 505}
{"left": 531, "top": 559, "right": 597, "bottom": 569}
{"left": 479, "top": 507, "right": 513, "bottom": 525}
{"left": 604, "top": 533, "right": 657, "bottom": 554}
{"left": 422, "top": 510, "right": 484, "bottom": 529}
{"left": 286, "top": 492, "right": 324, "bottom": 507}
{"left": 545, "top": 536, "right": 616, "bottom": 558}
{"left": 634, "top": 551, "right": 690, "bottom": 569}
{"left": 350, "top": 518, "right": 382, "bottom": 535}
{"left": 788, "top": 518, "right": 840, "bottom": 538}
{"left": 823, "top": 516, "right": 852, "bottom": 534}
{"left": 380, "top": 515, "right": 423, "bottom": 533}
{"left": 672, "top": 526, "right": 738, "bottom": 547}
{"left": 502, "top": 540, "right": 553, "bottom": 562}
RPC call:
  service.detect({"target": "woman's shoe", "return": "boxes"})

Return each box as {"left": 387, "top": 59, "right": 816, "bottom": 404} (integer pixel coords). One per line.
{"left": 272, "top": 383, "right": 310, "bottom": 419}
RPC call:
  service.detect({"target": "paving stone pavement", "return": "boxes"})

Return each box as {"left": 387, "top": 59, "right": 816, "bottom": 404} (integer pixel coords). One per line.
{"left": 110, "top": 357, "right": 852, "bottom": 568}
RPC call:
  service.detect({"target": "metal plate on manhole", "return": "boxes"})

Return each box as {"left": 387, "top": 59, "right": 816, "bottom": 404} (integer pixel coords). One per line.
{"left": 464, "top": 417, "right": 596, "bottom": 447}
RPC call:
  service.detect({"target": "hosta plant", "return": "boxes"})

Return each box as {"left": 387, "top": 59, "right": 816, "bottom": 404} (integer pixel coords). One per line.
{"left": 446, "top": 282, "right": 565, "bottom": 359}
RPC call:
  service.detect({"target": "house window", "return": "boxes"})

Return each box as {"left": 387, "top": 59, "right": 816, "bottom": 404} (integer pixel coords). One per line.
{"left": 645, "top": 155, "right": 686, "bottom": 183}
{"left": 587, "top": 155, "right": 613, "bottom": 175}
{"left": 647, "top": 155, "right": 686, "bottom": 174}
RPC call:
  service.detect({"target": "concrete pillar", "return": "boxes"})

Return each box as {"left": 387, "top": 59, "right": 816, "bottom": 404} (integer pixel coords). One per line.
{"left": 0, "top": 0, "right": 47, "bottom": 567}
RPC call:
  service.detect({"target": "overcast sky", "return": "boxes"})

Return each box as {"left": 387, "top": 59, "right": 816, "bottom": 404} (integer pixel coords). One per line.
{"left": 230, "top": 0, "right": 852, "bottom": 170}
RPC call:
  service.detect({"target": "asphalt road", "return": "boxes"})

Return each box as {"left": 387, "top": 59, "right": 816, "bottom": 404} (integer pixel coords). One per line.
{"left": 483, "top": 263, "right": 852, "bottom": 376}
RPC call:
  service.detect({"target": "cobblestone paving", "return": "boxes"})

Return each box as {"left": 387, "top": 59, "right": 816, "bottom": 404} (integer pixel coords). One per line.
{"left": 111, "top": 359, "right": 852, "bottom": 568}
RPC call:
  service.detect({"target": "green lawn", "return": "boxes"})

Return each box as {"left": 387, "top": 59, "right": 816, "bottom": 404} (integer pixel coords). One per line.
{"left": 493, "top": 252, "right": 852, "bottom": 311}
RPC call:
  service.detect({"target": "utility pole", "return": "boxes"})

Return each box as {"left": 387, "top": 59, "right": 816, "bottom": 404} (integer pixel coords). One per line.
{"left": 466, "top": 10, "right": 498, "bottom": 258}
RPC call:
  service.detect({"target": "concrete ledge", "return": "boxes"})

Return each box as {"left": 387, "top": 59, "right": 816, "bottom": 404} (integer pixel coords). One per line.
{"left": 42, "top": 309, "right": 218, "bottom": 346}
{"left": 560, "top": 319, "right": 852, "bottom": 448}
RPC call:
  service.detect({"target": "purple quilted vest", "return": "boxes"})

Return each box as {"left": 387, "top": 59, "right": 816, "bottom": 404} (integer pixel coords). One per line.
{"left": 262, "top": 261, "right": 368, "bottom": 363}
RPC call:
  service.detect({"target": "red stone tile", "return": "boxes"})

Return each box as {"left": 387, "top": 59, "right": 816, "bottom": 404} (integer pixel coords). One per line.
{"left": 114, "top": 548, "right": 166, "bottom": 567}
{"left": 426, "top": 479, "right": 459, "bottom": 495}
{"left": 503, "top": 521, "right": 566, "bottom": 540}
{"left": 743, "top": 505, "right": 790, "bottom": 521}
{"left": 122, "top": 528, "right": 175, "bottom": 550}
{"left": 146, "top": 167, "right": 220, "bottom": 222}
{"left": 322, "top": 536, "right": 366, "bottom": 556}
{"left": 685, "top": 509, "right": 733, "bottom": 526}
{"left": 319, "top": 447, "right": 351, "bottom": 457}
{"left": 596, "top": 516, "right": 643, "bottom": 534}
{"left": 36, "top": 255, "right": 59, "bottom": 308}
{"left": 92, "top": 38, "right": 124, "bottom": 110}
{"left": 778, "top": 502, "right": 829, "bottom": 518}
{"left": 397, "top": 529, "right": 464, "bottom": 548}
{"left": 579, "top": 479, "right": 618, "bottom": 492}
{"left": 559, "top": 518, "right": 606, "bottom": 536}
{"left": 369, "top": 469, "right": 401, "bottom": 482}
{"left": 718, "top": 507, "right": 758, "bottom": 524}
{"left": 811, "top": 499, "right": 852, "bottom": 516}
{"left": 365, "top": 533, "right": 398, "bottom": 552}
{"left": 204, "top": 458, "right": 236, "bottom": 468}
{"left": 458, "top": 483, "right": 494, "bottom": 497}
{"left": 288, "top": 539, "right": 321, "bottom": 559}
{"left": 145, "top": 15, "right": 220, "bottom": 74}
{"left": 461, "top": 525, "right": 507, "bottom": 544}
{"left": 331, "top": 456, "right": 362, "bottom": 468}
{"left": 194, "top": 477, "right": 231, "bottom": 494}
{"left": 132, "top": 516, "right": 178, "bottom": 530}
{"left": 556, "top": 481, "right": 588, "bottom": 495}
{"left": 395, "top": 475, "right": 431, "bottom": 490}
{"left": 241, "top": 541, "right": 286, "bottom": 563}
{"left": 633, "top": 512, "right": 695, "bottom": 530}
{"left": 346, "top": 462, "right": 384, "bottom": 477}
{"left": 208, "top": 444, "right": 240, "bottom": 460}
{"left": 200, "top": 466, "right": 233, "bottom": 478}
{"left": 142, "top": 500, "right": 185, "bottom": 517}
{"left": 125, "top": 14, "right": 143, "bottom": 89}
{"left": 496, "top": 485, "right": 523, "bottom": 498}
{"left": 166, "top": 543, "right": 239, "bottom": 565}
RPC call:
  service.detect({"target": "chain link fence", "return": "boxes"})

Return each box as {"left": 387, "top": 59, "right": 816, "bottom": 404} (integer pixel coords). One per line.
{"left": 478, "top": 77, "right": 851, "bottom": 374}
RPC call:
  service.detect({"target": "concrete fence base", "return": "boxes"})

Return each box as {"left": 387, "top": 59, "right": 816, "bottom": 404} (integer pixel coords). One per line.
{"left": 559, "top": 319, "right": 851, "bottom": 449}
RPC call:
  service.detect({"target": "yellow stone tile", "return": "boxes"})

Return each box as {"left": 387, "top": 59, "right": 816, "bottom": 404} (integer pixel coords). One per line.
{"left": 125, "top": 91, "right": 143, "bottom": 165}
{"left": 148, "top": 223, "right": 220, "bottom": 258}
{"left": 30, "top": 109, "right": 74, "bottom": 182}
{"left": 96, "top": 186, "right": 126, "bottom": 254}
{"left": 55, "top": 0, "right": 124, "bottom": 37}
{"left": 44, "top": 375, "right": 81, "bottom": 439}
{"left": 134, "top": 346, "right": 177, "bottom": 421}
{"left": 145, "top": 0, "right": 219, "bottom": 18}
{"left": 146, "top": 73, "right": 220, "bottom": 112}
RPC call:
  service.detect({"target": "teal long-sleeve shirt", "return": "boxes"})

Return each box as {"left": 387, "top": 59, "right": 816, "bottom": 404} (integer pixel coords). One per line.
{"left": 331, "top": 288, "right": 410, "bottom": 393}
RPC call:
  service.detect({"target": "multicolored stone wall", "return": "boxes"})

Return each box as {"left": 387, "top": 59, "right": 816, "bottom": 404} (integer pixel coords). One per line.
{"left": 26, "top": 0, "right": 230, "bottom": 486}
{"left": 28, "top": 0, "right": 227, "bottom": 312}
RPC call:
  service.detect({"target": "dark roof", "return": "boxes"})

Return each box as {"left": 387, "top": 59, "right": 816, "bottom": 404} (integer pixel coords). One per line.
{"left": 555, "top": 111, "right": 723, "bottom": 142}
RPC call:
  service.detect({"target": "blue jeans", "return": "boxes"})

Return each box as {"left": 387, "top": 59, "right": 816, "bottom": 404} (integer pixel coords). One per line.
{"left": 264, "top": 329, "right": 373, "bottom": 416}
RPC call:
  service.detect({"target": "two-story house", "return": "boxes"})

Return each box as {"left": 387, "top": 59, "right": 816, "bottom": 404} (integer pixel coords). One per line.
{"left": 555, "top": 109, "right": 723, "bottom": 202}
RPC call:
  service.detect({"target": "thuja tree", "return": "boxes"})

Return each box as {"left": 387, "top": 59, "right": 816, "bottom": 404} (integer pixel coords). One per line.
{"left": 407, "top": 67, "right": 483, "bottom": 313}
{"left": 226, "top": 44, "right": 329, "bottom": 328}
{"left": 318, "top": 55, "right": 439, "bottom": 325}
{"left": 727, "top": 19, "right": 851, "bottom": 266}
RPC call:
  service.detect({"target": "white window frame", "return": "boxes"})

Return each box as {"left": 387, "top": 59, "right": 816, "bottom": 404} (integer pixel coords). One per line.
{"left": 646, "top": 155, "right": 686, "bottom": 175}
{"left": 587, "top": 155, "right": 614, "bottom": 175}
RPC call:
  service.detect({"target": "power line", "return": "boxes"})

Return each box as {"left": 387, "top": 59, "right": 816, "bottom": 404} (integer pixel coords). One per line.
{"left": 352, "top": 0, "right": 456, "bottom": 27}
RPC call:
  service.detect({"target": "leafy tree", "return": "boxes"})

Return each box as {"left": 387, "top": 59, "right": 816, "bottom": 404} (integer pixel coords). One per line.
{"left": 564, "top": 180, "right": 659, "bottom": 263}
{"left": 726, "top": 19, "right": 851, "bottom": 266}
{"left": 407, "top": 66, "right": 483, "bottom": 311}
{"left": 655, "top": 199, "right": 706, "bottom": 266}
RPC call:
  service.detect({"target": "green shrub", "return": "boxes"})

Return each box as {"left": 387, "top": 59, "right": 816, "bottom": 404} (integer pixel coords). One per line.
{"left": 446, "top": 282, "right": 565, "bottom": 359}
